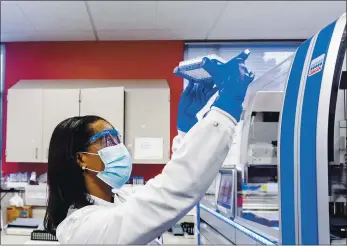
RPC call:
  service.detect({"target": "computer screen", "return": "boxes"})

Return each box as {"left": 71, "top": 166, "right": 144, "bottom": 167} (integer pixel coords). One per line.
{"left": 217, "top": 173, "right": 233, "bottom": 209}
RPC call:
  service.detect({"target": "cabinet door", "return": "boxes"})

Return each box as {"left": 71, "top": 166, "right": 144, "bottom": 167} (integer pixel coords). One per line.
{"left": 125, "top": 88, "right": 170, "bottom": 164}
{"left": 80, "top": 87, "right": 124, "bottom": 140}
{"left": 6, "top": 89, "right": 43, "bottom": 162}
{"left": 42, "top": 89, "right": 80, "bottom": 162}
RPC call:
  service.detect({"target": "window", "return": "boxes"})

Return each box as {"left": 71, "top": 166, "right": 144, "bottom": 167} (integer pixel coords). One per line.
{"left": 183, "top": 42, "right": 300, "bottom": 88}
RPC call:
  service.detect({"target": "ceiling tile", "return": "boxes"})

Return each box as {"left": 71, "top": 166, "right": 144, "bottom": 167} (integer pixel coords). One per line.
{"left": 1, "top": 0, "right": 345, "bottom": 42}
{"left": 1, "top": 1, "right": 35, "bottom": 32}
{"left": 98, "top": 28, "right": 209, "bottom": 41}
{"left": 209, "top": 1, "right": 346, "bottom": 39}
{"left": 16, "top": 1, "right": 92, "bottom": 31}
{"left": 98, "top": 30, "right": 173, "bottom": 41}
{"left": 1, "top": 31, "right": 95, "bottom": 42}
{"left": 155, "top": 1, "right": 227, "bottom": 32}
{"left": 87, "top": 1, "right": 157, "bottom": 31}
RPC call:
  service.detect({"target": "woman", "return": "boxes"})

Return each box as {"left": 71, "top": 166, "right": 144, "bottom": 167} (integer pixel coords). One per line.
{"left": 44, "top": 51, "right": 254, "bottom": 244}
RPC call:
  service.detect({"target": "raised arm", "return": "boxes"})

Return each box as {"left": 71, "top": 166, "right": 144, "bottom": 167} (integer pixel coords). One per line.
{"left": 56, "top": 50, "right": 254, "bottom": 244}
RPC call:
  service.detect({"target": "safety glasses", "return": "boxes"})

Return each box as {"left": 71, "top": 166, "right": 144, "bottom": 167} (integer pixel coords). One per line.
{"left": 87, "top": 129, "right": 121, "bottom": 149}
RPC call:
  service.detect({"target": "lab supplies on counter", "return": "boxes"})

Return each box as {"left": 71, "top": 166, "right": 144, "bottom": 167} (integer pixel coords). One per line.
{"left": 6, "top": 205, "right": 32, "bottom": 223}
{"left": 6, "top": 218, "right": 42, "bottom": 236}
{"left": 8, "top": 193, "right": 24, "bottom": 207}
{"left": 7, "top": 172, "right": 30, "bottom": 183}
{"left": 2, "top": 172, "right": 47, "bottom": 190}
{"left": 30, "top": 230, "right": 58, "bottom": 242}
{"left": 25, "top": 183, "right": 48, "bottom": 206}
{"left": 131, "top": 176, "right": 145, "bottom": 185}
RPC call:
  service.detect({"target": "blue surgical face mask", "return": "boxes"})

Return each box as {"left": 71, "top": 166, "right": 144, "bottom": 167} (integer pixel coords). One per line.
{"left": 81, "top": 143, "right": 132, "bottom": 189}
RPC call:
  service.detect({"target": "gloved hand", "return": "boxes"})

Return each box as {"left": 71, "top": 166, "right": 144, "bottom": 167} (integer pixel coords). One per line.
{"left": 202, "top": 50, "right": 255, "bottom": 122}
{"left": 177, "top": 80, "right": 218, "bottom": 133}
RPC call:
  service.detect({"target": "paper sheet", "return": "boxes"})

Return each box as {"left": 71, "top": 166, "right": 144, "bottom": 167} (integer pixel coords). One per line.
{"left": 134, "top": 137, "right": 164, "bottom": 160}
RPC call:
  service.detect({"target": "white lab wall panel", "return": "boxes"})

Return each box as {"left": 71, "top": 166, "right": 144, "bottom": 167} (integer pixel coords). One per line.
{"left": 42, "top": 89, "right": 80, "bottom": 162}
{"left": 6, "top": 89, "right": 43, "bottom": 162}
{"left": 80, "top": 87, "right": 125, "bottom": 141}
{"left": 124, "top": 88, "right": 170, "bottom": 164}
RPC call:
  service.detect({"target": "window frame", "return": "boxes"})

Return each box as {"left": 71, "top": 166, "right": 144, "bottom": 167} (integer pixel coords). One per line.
{"left": 0, "top": 44, "right": 5, "bottom": 174}
{"left": 183, "top": 41, "right": 301, "bottom": 88}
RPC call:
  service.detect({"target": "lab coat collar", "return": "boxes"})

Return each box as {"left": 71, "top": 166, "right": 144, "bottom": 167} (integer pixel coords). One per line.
{"left": 67, "top": 195, "right": 115, "bottom": 217}
{"left": 90, "top": 195, "right": 115, "bottom": 206}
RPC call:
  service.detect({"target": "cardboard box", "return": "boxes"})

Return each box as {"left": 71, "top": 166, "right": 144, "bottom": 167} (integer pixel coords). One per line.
{"left": 6, "top": 206, "right": 32, "bottom": 223}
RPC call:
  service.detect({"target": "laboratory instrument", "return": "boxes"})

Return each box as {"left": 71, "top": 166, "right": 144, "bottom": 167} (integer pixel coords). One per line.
{"left": 196, "top": 13, "right": 346, "bottom": 245}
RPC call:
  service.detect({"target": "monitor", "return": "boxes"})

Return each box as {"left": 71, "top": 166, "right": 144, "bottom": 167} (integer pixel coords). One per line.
{"left": 217, "top": 173, "right": 234, "bottom": 210}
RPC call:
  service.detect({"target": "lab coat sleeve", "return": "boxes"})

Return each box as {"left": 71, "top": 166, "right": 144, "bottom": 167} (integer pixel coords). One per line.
{"left": 112, "top": 131, "right": 185, "bottom": 204}
{"left": 56, "top": 109, "right": 235, "bottom": 244}
{"left": 171, "top": 130, "right": 185, "bottom": 153}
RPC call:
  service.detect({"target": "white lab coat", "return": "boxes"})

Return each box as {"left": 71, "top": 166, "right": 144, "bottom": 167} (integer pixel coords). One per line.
{"left": 56, "top": 109, "right": 236, "bottom": 244}
{"left": 65, "top": 195, "right": 163, "bottom": 245}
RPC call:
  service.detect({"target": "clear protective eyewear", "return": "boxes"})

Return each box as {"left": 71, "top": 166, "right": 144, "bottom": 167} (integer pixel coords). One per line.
{"left": 87, "top": 129, "right": 121, "bottom": 149}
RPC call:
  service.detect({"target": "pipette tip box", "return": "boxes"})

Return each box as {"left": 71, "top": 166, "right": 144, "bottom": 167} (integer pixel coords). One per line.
{"left": 173, "top": 54, "right": 226, "bottom": 83}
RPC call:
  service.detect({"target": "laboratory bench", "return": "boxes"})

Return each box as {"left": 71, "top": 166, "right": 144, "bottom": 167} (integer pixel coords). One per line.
{"left": 0, "top": 231, "right": 195, "bottom": 244}
{"left": 199, "top": 192, "right": 278, "bottom": 245}
{"left": 0, "top": 231, "right": 60, "bottom": 245}
{"left": 1, "top": 232, "right": 31, "bottom": 244}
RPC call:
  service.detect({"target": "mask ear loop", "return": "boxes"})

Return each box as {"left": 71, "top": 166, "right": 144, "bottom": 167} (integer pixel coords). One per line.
{"left": 78, "top": 152, "right": 100, "bottom": 173}
{"left": 79, "top": 152, "right": 98, "bottom": 156}
{"left": 78, "top": 151, "right": 98, "bottom": 172}
{"left": 81, "top": 165, "right": 99, "bottom": 173}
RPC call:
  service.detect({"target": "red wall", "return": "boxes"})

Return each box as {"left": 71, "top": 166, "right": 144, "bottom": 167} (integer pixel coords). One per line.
{"left": 2, "top": 41, "right": 184, "bottom": 180}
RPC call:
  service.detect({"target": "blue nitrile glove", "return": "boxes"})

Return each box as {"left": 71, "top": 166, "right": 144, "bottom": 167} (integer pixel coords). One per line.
{"left": 202, "top": 50, "right": 255, "bottom": 122}
{"left": 177, "top": 80, "right": 218, "bottom": 133}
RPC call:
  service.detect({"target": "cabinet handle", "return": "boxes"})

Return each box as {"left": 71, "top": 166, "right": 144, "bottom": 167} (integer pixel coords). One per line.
{"left": 35, "top": 148, "right": 38, "bottom": 159}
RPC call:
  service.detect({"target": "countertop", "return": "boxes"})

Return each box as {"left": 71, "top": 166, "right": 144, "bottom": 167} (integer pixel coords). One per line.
{"left": 0, "top": 231, "right": 196, "bottom": 244}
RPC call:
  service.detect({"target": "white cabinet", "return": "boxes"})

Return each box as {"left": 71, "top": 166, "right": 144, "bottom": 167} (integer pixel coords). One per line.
{"left": 6, "top": 85, "right": 125, "bottom": 163}
{"left": 124, "top": 88, "right": 170, "bottom": 164}
{"left": 42, "top": 89, "right": 80, "bottom": 162}
{"left": 5, "top": 79, "right": 168, "bottom": 164}
{"left": 6, "top": 89, "right": 43, "bottom": 162}
{"left": 80, "top": 87, "right": 124, "bottom": 140}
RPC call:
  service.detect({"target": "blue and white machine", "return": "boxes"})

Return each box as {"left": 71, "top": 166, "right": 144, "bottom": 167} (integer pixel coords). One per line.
{"left": 176, "top": 13, "right": 346, "bottom": 245}
{"left": 279, "top": 13, "right": 346, "bottom": 245}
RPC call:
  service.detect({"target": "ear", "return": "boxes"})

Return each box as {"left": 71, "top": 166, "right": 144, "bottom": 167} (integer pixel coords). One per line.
{"left": 76, "top": 153, "right": 86, "bottom": 169}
